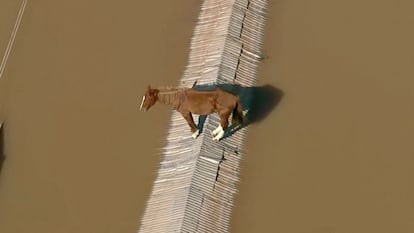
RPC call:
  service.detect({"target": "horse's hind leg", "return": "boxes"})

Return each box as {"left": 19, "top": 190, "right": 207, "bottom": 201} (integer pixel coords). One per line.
{"left": 213, "top": 112, "right": 230, "bottom": 141}
{"left": 211, "top": 119, "right": 224, "bottom": 136}
{"left": 212, "top": 112, "right": 228, "bottom": 136}
{"left": 180, "top": 111, "right": 200, "bottom": 139}
{"left": 212, "top": 124, "right": 222, "bottom": 136}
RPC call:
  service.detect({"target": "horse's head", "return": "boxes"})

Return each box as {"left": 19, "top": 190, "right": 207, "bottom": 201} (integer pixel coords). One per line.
{"left": 139, "top": 85, "right": 159, "bottom": 112}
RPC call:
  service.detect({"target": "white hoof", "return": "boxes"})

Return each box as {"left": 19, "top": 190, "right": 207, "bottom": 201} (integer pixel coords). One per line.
{"left": 192, "top": 129, "right": 200, "bottom": 139}
{"left": 213, "top": 128, "right": 225, "bottom": 141}
{"left": 212, "top": 125, "right": 222, "bottom": 136}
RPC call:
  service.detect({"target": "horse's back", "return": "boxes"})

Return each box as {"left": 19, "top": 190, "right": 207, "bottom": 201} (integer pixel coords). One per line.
{"left": 180, "top": 87, "right": 239, "bottom": 114}
{"left": 179, "top": 89, "right": 214, "bottom": 114}
{"left": 216, "top": 88, "right": 239, "bottom": 106}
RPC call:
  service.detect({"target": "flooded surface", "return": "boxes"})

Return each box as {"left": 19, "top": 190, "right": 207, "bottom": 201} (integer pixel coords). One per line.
{"left": 232, "top": 1, "right": 414, "bottom": 233}
{"left": 0, "top": 0, "right": 200, "bottom": 232}
{"left": 1, "top": 0, "right": 414, "bottom": 233}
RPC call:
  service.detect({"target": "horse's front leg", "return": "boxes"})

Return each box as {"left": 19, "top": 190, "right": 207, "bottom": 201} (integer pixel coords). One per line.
{"left": 180, "top": 111, "right": 200, "bottom": 139}
{"left": 213, "top": 112, "right": 230, "bottom": 141}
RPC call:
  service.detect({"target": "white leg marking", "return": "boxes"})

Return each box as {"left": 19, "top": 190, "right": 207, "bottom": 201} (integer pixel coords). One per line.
{"left": 213, "top": 127, "right": 225, "bottom": 141}
{"left": 211, "top": 125, "right": 222, "bottom": 136}
{"left": 192, "top": 129, "right": 200, "bottom": 139}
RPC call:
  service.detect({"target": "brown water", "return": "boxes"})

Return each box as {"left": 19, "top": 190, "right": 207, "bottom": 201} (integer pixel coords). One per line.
{"left": 0, "top": 0, "right": 200, "bottom": 232}
{"left": 1, "top": 0, "right": 414, "bottom": 233}
{"left": 232, "top": 1, "right": 414, "bottom": 233}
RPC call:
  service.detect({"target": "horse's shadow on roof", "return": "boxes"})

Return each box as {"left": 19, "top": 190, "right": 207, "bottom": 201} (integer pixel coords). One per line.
{"left": 193, "top": 83, "right": 284, "bottom": 139}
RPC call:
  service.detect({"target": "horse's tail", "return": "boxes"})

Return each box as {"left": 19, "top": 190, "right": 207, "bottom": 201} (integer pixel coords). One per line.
{"left": 232, "top": 97, "right": 244, "bottom": 126}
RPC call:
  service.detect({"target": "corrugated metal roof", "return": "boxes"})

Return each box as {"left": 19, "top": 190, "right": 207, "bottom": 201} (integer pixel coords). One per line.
{"left": 139, "top": 0, "right": 267, "bottom": 232}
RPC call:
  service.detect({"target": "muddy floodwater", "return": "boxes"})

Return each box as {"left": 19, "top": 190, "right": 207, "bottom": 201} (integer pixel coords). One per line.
{"left": 231, "top": 1, "right": 414, "bottom": 233}
{"left": 0, "top": 0, "right": 200, "bottom": 232}
{"left": 1, "top": 0, "right": 414, "bottom": 233}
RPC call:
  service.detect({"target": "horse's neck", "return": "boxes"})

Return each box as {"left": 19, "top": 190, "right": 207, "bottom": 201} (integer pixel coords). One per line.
{"left": 157, "top": 89, "right": 183, "bottom": 107}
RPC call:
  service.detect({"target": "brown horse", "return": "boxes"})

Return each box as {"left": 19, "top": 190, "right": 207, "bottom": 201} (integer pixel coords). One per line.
{"left": 139, "top": 85, "right": 244, "bottom": 141}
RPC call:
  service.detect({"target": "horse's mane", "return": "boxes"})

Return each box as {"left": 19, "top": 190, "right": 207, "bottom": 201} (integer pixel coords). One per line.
{"left": 157, "top": 85, "right": 188, "bottom": 92}
{"left": 155, "top": 86, "right": 189, "bottom": 108}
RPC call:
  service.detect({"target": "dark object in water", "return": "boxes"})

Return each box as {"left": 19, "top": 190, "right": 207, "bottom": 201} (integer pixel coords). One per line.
{"left": 0, "top": 123, "right": 4, "bottom": 174}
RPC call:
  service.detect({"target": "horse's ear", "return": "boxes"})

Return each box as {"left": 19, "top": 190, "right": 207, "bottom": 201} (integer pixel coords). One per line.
{"left": 147, "top": 85, "right": 151, "bottom": 91}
